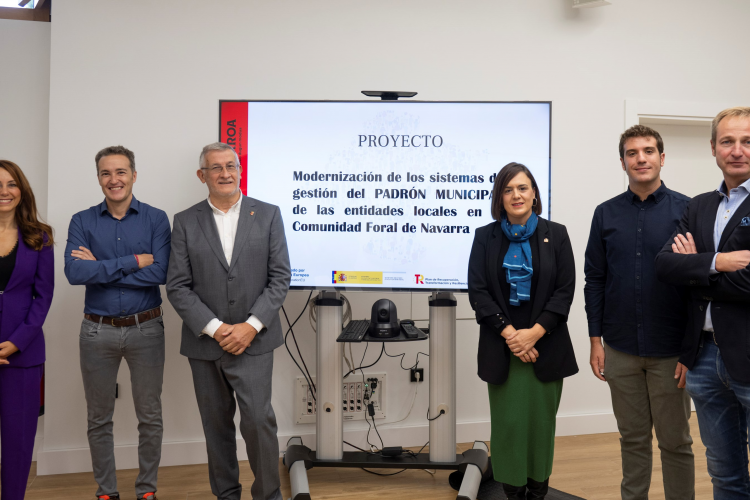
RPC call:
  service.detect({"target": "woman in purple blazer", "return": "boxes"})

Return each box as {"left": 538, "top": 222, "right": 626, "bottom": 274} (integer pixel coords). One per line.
{"left": 0, "top": 160, "right": 54, "bottom": 500}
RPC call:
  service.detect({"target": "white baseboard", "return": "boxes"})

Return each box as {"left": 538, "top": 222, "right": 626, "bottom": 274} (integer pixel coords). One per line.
{"left": 556, "top": 411, "right": 619, "bottom": 436}
{"left": 37, "top": 439, "right": 221, "bottom": 475}
{"left": 0, "top": 417, "right": 44, "bottom": 465}
{"left": 32, "top": 416, "right": 44, "bottom": 462}
{"left": 37, "top": 412, "right": 618, "bottom": 475}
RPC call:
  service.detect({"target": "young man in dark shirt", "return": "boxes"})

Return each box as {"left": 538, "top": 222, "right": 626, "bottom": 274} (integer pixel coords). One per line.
{"left": 584, "top": 125, "right": 694, "bottom": 500}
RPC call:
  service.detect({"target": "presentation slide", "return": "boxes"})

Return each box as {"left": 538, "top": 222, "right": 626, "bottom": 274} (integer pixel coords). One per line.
{"left": 220, "top": 101, "right": 551, "bottom": 290}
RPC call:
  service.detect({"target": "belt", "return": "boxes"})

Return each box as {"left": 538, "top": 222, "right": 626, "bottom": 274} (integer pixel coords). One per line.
{"left": 702, "top": 330, "right": 718, "bottom": 345}
{"left": 84, "top": 307, "right": 161, "bottom": 327}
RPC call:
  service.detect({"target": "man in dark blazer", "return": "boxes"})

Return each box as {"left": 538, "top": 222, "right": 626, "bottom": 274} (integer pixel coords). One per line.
{"left": 167, "top": 142, "right": 291, "bottom": 500}
{"left": 655, "top": 107, "right": 750, "bottom": 499}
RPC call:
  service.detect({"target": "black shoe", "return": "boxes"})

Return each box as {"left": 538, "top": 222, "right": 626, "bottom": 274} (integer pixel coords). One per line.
{"left": 502, "top": 483, "right": 527, "bottom": 499}
{"left": 526, "top": 477, "right": 549, "bottom": 499}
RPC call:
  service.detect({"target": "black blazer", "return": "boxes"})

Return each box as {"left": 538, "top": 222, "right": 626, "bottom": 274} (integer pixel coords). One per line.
{"left": 655, "top": 191, "right": 750, "bottom": 383}
{"left": 468, "top": 217, "right": 579, "bottom": 385}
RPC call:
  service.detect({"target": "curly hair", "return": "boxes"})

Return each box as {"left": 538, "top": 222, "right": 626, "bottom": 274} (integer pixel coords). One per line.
{"left": 619, "top": 125, "right": 664, "bottom": 159}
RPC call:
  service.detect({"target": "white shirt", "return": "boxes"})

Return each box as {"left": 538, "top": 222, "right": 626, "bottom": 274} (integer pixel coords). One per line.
{"left": 201, "top": 195, "right": 265, "bottom": 337}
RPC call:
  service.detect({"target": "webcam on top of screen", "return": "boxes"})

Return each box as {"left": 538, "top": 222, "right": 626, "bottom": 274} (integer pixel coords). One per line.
{"left": 361, "top": 91, "right": 418, "bottom": 101}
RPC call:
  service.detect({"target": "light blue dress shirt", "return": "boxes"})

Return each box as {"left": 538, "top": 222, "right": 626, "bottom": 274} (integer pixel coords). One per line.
{"left": 704, "top": 178, "right": 750, "bottom": 331}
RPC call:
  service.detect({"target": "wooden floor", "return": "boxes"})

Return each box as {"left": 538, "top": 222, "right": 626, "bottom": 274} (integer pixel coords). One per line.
{"left": 25, "top": 413, "right": 716, "bottom": 499}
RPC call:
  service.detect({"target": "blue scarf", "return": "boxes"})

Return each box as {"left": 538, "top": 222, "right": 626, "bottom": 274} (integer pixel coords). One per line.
{"left": 501, "top": 212, "right": 538, "bottom": 306}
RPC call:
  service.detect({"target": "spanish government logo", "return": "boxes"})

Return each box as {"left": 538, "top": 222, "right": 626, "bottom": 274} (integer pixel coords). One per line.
{"left": 332, "top": 271, "right": 383, "bottom": 285}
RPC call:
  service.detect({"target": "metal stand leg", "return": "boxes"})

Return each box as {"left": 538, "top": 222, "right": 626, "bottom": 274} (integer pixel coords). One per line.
{"left": 315, "top": 291, "right": 343, "bottom": 460}
{"left": 429, "top": 292, "right": 457, "bottom": 462}
{"left": 284, "top": 291, "right": 343, "bottom": 500}
{"left": 284, "top": 437, "right": 312, "bottom": 500}
{"left": 457, "top": 441, "right": 489, "bottom": 500}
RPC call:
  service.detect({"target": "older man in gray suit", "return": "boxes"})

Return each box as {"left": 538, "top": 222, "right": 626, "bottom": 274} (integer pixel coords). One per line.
{"left": 167, "top": 142, "right": 291, "bottom": 500}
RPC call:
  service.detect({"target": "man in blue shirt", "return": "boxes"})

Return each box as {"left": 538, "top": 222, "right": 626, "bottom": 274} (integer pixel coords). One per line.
{"left": 656, "top": 107, "right": 750, "bottom": 499}
{"left": 65, "top": 146, "right": 171, "bottom": 500}
{"left": 584, "top": 125, "right": 694, "bottom": 500}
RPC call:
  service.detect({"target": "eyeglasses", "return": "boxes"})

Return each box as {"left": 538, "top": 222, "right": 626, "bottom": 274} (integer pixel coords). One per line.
{"left": 201, "top": 164, "right": 239, "bottom": 175}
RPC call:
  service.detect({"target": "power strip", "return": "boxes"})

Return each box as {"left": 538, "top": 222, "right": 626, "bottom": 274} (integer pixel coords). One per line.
{"left": 295, "top": 373, "right": 387, "bottom": 424}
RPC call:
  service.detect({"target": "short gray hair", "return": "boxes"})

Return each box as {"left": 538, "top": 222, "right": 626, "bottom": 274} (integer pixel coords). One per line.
{"left": 199, "top": 142, "right": 241, "bottom": 170}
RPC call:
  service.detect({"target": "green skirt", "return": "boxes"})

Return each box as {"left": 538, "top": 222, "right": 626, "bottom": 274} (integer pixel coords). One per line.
{"left": 487, "top": 354, "right": 563, "bottom": 487}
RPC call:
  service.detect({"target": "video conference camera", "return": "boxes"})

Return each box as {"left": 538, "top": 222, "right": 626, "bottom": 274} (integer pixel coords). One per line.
{"left": 369, "top": 298, "right": 400, "bottom": 338}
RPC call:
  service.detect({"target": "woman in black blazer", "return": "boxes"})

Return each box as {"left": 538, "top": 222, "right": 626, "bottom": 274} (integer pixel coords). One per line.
{"left": 468, "top": 162, "right": 578, "bottom": 500}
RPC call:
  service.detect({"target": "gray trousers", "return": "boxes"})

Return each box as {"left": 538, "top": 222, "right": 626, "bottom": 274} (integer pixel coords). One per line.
{"left": 79, "top": 316, "right": 165, "bottom": 499}
{"left": 188, "top": 350, "right": 282, "bottom": 500}
{"left": 604, "top": 343, "right": 695, "bottom": 500}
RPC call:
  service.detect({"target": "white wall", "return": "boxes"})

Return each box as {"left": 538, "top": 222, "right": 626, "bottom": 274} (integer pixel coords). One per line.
{"left": 0, "top": 18, "right": 50, "bottom": 462}
{"left": 37, "top": 0, "right": 750, "bottom": 474}
{"left": 0, "top": 19, "right": 50, "bottom": 217}
{"left": 646, "top": 121, "right": 718, "bottom": 198}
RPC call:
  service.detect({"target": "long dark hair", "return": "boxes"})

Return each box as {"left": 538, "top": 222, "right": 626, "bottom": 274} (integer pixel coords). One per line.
{"left": 490, "top": 162, "right": 543, "bottom": 221}
{"left": 0, "top": 160, "right": 54, "bottom": 250}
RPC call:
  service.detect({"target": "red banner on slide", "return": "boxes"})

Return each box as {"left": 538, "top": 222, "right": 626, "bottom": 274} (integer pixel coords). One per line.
{"left": 220, "top": 102, "right": 248, "bottom": 195}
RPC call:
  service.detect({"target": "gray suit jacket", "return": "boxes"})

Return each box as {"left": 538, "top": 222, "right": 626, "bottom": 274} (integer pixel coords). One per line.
{"left": 166, "top": 196, "right": 291, "bottom": 360}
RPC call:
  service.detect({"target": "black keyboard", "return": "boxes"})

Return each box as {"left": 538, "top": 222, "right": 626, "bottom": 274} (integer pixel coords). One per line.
{"left": 337, "top": 320, "right": 370, "bottom": 343}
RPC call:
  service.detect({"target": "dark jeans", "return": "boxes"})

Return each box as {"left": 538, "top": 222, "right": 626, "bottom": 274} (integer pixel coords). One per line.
{"left": 686, "top": 339, "right": 750, "bottom": 500}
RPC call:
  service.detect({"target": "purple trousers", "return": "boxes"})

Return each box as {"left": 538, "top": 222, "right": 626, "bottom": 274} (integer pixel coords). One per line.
{"left": 0, "top": 364, "right": 42, "bottom": 500}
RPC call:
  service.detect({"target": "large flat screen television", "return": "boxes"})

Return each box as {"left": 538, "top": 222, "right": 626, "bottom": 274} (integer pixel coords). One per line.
{"left": 219, "top": 100, "right": 551, "bottom": 291}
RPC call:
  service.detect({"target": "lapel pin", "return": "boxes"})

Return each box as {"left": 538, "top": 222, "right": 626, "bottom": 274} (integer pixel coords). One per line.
{"left": 250, "top": 211, "right": 255, "bottom": 216}
{"left": 544, "top": 238, "right": 549, "bottom": 243}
